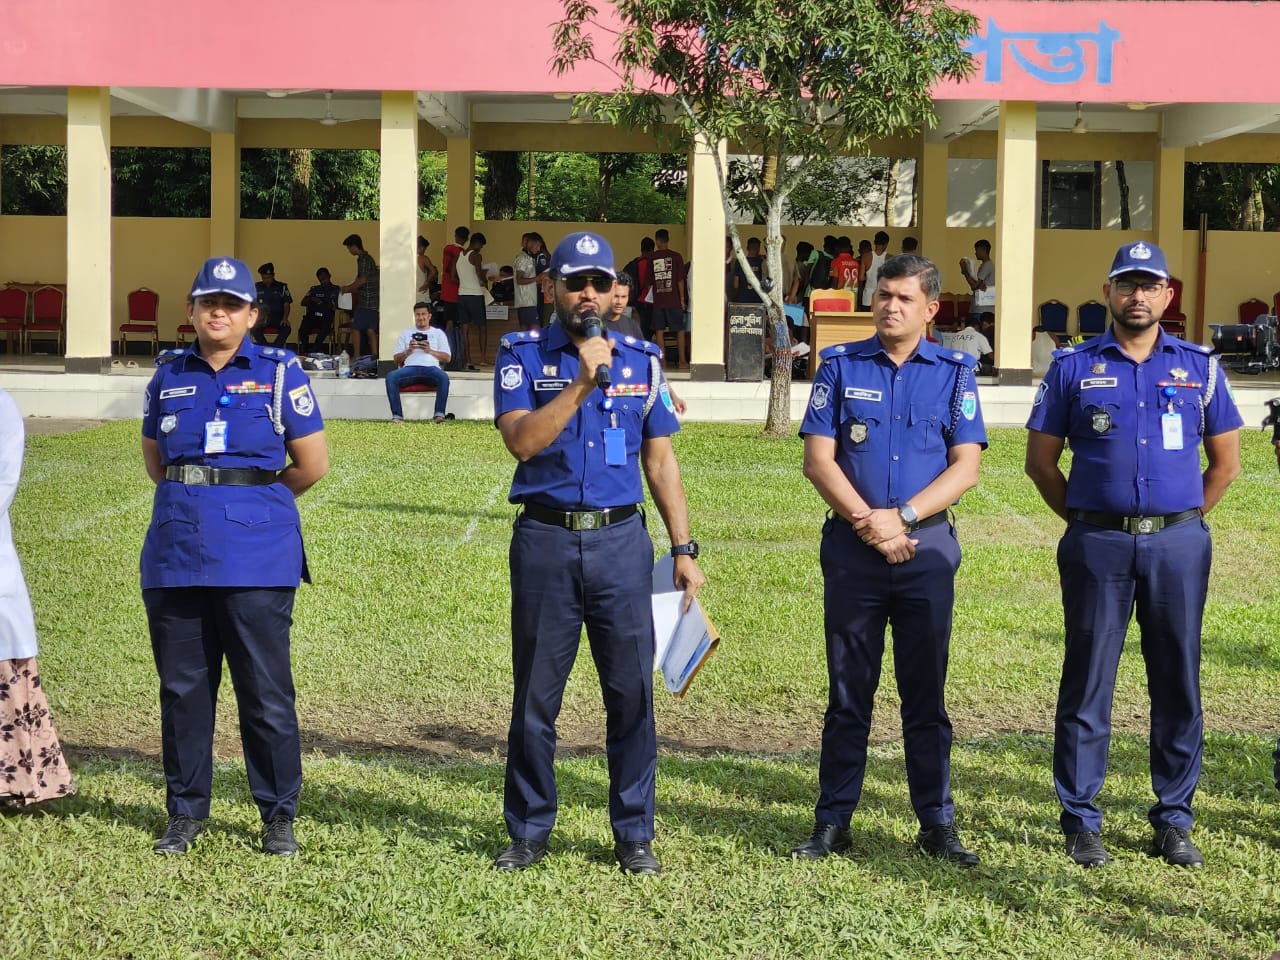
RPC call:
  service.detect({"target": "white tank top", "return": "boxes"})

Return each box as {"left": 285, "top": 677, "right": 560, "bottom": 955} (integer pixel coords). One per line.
{"left": 458, "top": 251, "right": 486, "bottom": 297}
{"left": 861, "top": 249, "right": 887, "bottom": 306}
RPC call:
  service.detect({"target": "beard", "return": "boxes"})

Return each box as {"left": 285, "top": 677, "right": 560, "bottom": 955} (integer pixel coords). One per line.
{"left": 556, "top": 300, "right": 597, "bottom": 337}
{"left": 1111, "top": 305, "right": 1160, "bottom": 332}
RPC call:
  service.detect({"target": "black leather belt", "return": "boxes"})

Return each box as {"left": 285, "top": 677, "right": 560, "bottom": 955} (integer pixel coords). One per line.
{"left": 834, "top": 510, "right": 949, "bottom": 531}
{"left": 522, "top": 502, "right": 638, "bottom": 531}
{"left": 166, "top": 465, "right": 279, "bottom": 486}
{"left": 1069, "top": 508, "right": 1199, "bottom": 534}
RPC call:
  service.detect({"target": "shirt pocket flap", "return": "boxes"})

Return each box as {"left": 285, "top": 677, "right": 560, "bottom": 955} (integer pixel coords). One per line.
{"left": 224, "top": 502, "right": 272, "bottom": 527}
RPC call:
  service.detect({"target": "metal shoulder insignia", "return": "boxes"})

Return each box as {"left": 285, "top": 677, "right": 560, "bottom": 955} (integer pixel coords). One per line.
{"left": 501, "top": 330, "right": 542, "bottom": 351}
{"left": 636, "top": 339, "right": 664, "bottom": 358}
{"left": 1195, "top": 343, "right": 1212, "bottom": 354}
{"left": 257, "top": 345, "right": 297, "bottom": 363}
{"left": 154, "top": 348, "right": 184, "bottom": 366}
{"left": 819, "top": 343, "right": 852, "bottom": 361}
{"left": 940, "top": 350, "right": 978, "bottom": 369}
{"left": 1051, "top": 346, "right": 1077, "bottom": 358}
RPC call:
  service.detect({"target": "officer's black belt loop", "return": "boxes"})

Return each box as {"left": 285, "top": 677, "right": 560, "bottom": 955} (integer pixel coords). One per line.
{"left": 1069, "top": 508, "right": 1200, "bottom": 535}
{"left": 829, "top": 508, "right": 949, "bottom": 531}
{"left": 165, "top": 465, "right": 279, "bottom": 486}
{"left": 522, "top": 502, "right": 639, "bottom": 531}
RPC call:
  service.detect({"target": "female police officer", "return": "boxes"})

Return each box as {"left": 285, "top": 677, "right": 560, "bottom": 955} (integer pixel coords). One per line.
{"left": 141, "top": 257, "right": 328, "bottom": 856}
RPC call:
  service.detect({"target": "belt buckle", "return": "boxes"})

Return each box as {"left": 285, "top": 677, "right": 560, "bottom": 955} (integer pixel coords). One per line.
{"left": 1133, "top": 517, "right": 1155, "bottom": 534}
{"left": 574, "top": 511, "right": 599, "bottom": 531}
{"left": 186, "top": 465, "right": 207, "bottom": 485}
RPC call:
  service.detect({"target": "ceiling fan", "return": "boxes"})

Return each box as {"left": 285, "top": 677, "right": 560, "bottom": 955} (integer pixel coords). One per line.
{"left": 318, "top": 91, "right": 359, "bottom": 126}
{"left": 1072, "top": 102, "right": 1088, "bottom": 135}
{"left": 264, "top": 88, "right": 315, "bottom": 99}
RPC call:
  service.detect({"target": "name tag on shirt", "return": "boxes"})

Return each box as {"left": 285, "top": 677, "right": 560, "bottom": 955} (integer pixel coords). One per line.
{"left": 844, "top": 388, "right": 883, "bottom": 402}
{"left": 1079, "top": 377, "right": 1118, "bottom": 390}
{"left": 159, "top": 386, "right": 197, "bottom": 400}
{"left": 534, "top": 379, "right": 570, "bottom": 391}
{"left": 1162, "top": 412, "right": 1183, "bottom": 450}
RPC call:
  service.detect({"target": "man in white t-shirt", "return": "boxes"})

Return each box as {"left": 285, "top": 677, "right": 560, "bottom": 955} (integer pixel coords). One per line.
{"left": 959, "top": 239, "right": 996, "bottom": 318}
{"left": 943, "top": 317, "right": 994, "bottom": 373}
{"left": 513, "top": 233, "right": 543, "bottom": 331}
{"left": 385, "top": 302, "right": 452, "bottom": 423}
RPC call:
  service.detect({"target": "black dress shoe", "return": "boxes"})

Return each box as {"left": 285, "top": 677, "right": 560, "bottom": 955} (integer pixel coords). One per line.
{"left": 1151, "top": 826, "right": 1204, "bottom": 868}
{"left": 790, "top": 822, "right": 852, "bottom": 860}
{"left": 916, "top": 823, "right": 980, "bottom": 867}
{"left": 1064, "top": 831, "right": 1110, "bottom": 868}
{"left": 615, "top": 841, "right": 662, "bottom": 875}
{"left": 495, "top": 838, "right": 548, "bottom": 871}
{"left": 262, "top": 816, "right": 299, "bottom": 856}
{"left": 153, "top": 814, "right": 205, "bottom": 855}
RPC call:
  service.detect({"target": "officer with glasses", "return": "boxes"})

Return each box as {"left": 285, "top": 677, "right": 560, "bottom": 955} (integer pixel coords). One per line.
{"left": 491, "top": 231, "right": 705, "bottom": 876}
{"left": 1025, "top": 241, "right": 1242, "bottom": 870}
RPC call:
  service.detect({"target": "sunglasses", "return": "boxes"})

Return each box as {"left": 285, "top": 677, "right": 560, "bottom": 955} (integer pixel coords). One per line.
{"left": 562, "top": 274, "right": 615, "bottom": 293}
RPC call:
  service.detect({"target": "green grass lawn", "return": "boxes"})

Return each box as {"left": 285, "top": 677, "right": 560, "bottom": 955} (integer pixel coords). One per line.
{"left": 5, "top": 419, "right": 1280, "bottom": 959}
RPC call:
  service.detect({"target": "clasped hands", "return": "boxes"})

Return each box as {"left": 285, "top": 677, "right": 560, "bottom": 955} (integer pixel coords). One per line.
{"left": 850, "top": 507, "right": 917, "bottom": 564}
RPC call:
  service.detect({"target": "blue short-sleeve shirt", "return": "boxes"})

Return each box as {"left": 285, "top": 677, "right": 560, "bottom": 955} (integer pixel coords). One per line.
{"left": 799, "top": 336, "right": 988, "bottom": 509}
{"left": 493, "top": 323, "right": 680, "bottom": 510}
{"left": 1025, "top": 327, "right": 1243, "bottom": 515}
{"left": 140, "top": 337, "right": 324, "bottom": 589}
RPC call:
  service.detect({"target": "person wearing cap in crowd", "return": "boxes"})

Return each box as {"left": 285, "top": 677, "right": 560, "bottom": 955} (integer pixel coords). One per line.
{"left": 340, "top": 233, "right": 379, "bottom": 359}
{"left": 491, "top": 230, "right": 705, "bottom": 876}
{"left": 140, "top": 256, "right": 329, "bottom": 858}
{"left": 385, "top": 301, "right": 452, "bottom": 424}
{"left": 1025, "top": 240, "right": 1242, "bottom": 870}
{"left": 252, "top": 262, "right": 293, "bottom": 348}
{"left": 297, "top": 267, "right": 341, "bottom": 354}
{"left": 793, "top": 253, "right": 986, "bottom": 867}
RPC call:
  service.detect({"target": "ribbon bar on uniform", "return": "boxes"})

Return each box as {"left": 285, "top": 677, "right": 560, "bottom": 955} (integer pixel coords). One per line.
{"left": 523, "top": 502, "right": 638, "bottom": 531}
{"left": 1070, "top": 508, "right": 1199, "bottom": 535}
{"left": 165, "top": 464, "right": 279, "bottom": 486}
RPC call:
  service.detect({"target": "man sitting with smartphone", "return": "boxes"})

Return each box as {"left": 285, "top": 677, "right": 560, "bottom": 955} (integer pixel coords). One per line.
{"left": 385, "top": 302, "right": 452, "bottom": 424}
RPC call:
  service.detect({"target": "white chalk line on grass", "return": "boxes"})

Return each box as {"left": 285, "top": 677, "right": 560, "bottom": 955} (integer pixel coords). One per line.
{"left": 463, "top": 481, "right": 505, "bottom": 544}
{"left": 44, "top": 490, "right": 152, "bottom": 540}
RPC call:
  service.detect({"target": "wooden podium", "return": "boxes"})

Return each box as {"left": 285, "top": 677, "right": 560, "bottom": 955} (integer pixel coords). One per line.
{"left": 809, "top": 289, "right": 875, "bottom": 367}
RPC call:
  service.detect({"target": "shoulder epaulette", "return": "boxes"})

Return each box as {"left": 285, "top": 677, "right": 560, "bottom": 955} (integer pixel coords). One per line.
{"left": 256, "top": 345, "right": 297, "bottom": 363}
{"left": 500, "top": 329, "right": 544, "bottom": 351}
{"left": 154, "top": 348, "right": 184, "bottom": 366}
{"left": 819, "top": 342, "right": 856, "bottom": 361}
{"left": 624, "top": 337, "right": 663, "bottom": 358}
{"left": 939, "top": 349, "right": 978, "bottom": 369}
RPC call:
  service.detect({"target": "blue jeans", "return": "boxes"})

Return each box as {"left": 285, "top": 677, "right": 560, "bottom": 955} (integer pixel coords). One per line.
{"left": 385, "top": 365, "right": 450, "bottom": 419}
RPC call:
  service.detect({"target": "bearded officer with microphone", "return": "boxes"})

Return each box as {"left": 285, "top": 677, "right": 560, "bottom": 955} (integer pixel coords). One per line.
{"left": 491, "top": 231, "right": 705, "bottom": 876}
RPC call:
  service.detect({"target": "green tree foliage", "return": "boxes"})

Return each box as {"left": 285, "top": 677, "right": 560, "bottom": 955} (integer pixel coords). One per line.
{"left": 728, "top": 155, "right": 894, "bottom": 226}
{"left": 554, "top": 0, "right": 977, "bottom": 434}
{"left": 419, "top": 151, "right": 448, "bottom": 221}
{"left": 0, "top": 145, "right": 67, "bottom": 215}
{"left": 240, "top": 148, "right": 381, "bottom": 219}
{"left": 112, "top": 148, "right": 212, "bottom": 217}
{"left": 1185, "top": 162, "right": 1280, "bottom": 231}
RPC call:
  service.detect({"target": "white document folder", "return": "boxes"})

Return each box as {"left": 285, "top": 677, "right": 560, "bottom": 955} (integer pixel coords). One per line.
{"left": 651, "top": 555, "right": 720, "bottom": 696}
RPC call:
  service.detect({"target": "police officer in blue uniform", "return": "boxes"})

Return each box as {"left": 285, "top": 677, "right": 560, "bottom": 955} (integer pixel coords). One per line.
{"left": 492, "top": 231, "right": 705, "bottom": 875}
{"left": 141, "top": 257, "right": 329, "bottom": 856}
{"left": 252, "top": 262, "right": 293, "bottom": 348}
{"left": 1026, "top": 241, "right": 1242, "bottom": 869}
{"left": 298, "top": 267, "right": 341, "bottom": 353}
{"left": 794, "top": 254, "right": 986, "bottom": 866}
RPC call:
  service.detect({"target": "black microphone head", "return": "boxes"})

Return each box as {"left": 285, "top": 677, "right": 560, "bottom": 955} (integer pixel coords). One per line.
{"left": 582, "top": 309, "right": 602, "bottom": 339}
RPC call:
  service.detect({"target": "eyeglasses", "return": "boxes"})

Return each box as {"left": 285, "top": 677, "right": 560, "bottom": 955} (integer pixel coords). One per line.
{"left": 1111, "top": 279, "right": 1166, "bottom": 297}
{"left": 562, "top": 274, "right": 614, "bottom": 293}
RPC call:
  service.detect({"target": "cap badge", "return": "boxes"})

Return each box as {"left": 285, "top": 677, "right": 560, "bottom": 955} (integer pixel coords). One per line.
{"left": 543, "top": 365, "right": 557, "bottom": 376}
{"left": 575, "top": 235, "right": 600, "bottom": 256}
{"left": 212, "top": 260, "right": 237, "bottom": 280}
{"left": 622, "top": 367, "right": 632, "bottom": 378}
{"left": 1128, "top": 242, "right": 1152, "bottom": 261}
{"left": 1170, "top": 367, "right": 1189, "bottom": 380}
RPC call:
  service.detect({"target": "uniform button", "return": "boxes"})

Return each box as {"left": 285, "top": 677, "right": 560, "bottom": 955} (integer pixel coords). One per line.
{"left": 895, "top": 414, "right": 901, "bottom": 420}
{"left": 1138, "top": 401, "right": 1145, "bottom": 407}
{"left": 588, "top": 441, "right": 595, "bottom": 447}
{"left": 1140, "top": 438, "right": 1147, "bottom": 444}
{"left": 896, "top": 375, "right": 903, "bottom": 382}
{"left": 892, "top": 455, "right": 900, "bottom": 461}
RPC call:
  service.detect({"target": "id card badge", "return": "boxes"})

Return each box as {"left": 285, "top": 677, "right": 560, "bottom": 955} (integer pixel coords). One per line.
{"left": 603, "top": 427, "right": 627, "bottom": 466}
{"left": 204, "top": 419, "right": 229, "bottom": 454}
{"left": 1161, "top": 412, "right": 1183, "bottom": 450}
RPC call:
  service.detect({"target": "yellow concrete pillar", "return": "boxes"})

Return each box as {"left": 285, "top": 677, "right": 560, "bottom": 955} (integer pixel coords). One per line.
{"left": 687, "top": 135, "right": 727, "bottom": 379}
{"left": 65, "top": 86, "right": 112, "bottom": 370}
{"left": 445, "top": 134, "right": 474, "bottom": 230}
{"left": 994, "top": 101, "right": 1037, "bottom": 384}
{"left": 379, "top": 92, "right": 420, "bottom": 363}
{"left": 209, "top": 129, "right": 239, "bottom": 256}
{"left": 1154, "top": 145, "right": 1186, "bottom": 280}
{"left": 919, "top": 142, "right": 949, "bottom": 259}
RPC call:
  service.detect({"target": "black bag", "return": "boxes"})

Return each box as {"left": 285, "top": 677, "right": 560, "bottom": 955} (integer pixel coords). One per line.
{"left": 350, "top": 354, "right": 378, "bottom": 378}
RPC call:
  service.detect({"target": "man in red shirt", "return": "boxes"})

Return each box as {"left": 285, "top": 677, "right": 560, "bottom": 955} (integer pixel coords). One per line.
{"left": 649, "top": 228, "right": 688, "bottom": 367}
{"left": 440, "top": 225, "right": 469, "bottom": 371}
{"left": 830, "top": 238, "right": 860, "bottom": 292}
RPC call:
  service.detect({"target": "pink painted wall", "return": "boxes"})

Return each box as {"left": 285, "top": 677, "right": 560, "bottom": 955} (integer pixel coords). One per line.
{"left": 0, "top": 1, "right": 1273, "bottom": 104}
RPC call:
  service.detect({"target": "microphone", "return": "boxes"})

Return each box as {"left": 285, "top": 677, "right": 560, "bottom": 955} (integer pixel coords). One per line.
{"left": 581, "top": 310, "right": 611, "bottom": 389}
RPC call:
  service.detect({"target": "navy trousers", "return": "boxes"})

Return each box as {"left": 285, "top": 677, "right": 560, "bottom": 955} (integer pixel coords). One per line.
{"left": 815, "top": 518, "right": 961, "bottom": 829}
{"left": 504, "top": 511, "right": 657, "bottom": 843}
{"left": 1054, "top": 517, "right": 1211, "bottom": 834}
{"left": 143, "top": 586, "right": 301, "bottom": 822}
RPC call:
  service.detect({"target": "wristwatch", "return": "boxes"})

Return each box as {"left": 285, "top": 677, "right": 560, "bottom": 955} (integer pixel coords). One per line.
{"left": 671, "top": 541, "right": 700, "bottom": 559}
{"left": 897, "top": 504, "right": 918, "bottom": 531}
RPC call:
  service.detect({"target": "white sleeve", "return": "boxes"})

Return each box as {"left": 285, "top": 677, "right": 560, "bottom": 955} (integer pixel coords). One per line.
{"left": 0, "top": 390, "right": 25, "bottom": 515}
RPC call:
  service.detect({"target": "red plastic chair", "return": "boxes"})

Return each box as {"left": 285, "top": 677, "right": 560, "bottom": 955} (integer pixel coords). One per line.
{"left": 1161, "top": 277, "right": 1186, "bottom": 337}
{"left": 26, "top": 286, "right": 65, "bottom": 354}
{"left": 175, "top": 321, "right": 197, "bottom": 346}
{"left": 1240, "top": 298, "right": 1268, "bottom": 324}
{"left": 119, "top": 287, "right": 159, "bottom": 355}
{"left": 0, "top": 287, "right": 28, "bottom": 354}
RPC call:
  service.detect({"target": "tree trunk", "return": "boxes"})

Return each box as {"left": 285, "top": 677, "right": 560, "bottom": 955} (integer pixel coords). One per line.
{"left": 287, "top": 148, "right": 313, "bottom": 219}
{"left": 761, "top": 196, "right": 793, "bottom": 437}
{"left": 1116, "top": 160, "right": 1131, "bottom": 230}
{"left": 480, "top": 151, "right": 524, "bottom": 220}
{"left": 884, "top": 158, "right": 900, "bottom": 226}
{"left": 597, "top": 166, "right": 611, "bottom": 222}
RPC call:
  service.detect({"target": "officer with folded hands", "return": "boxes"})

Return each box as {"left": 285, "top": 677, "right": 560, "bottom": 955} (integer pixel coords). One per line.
{"left": 492, "top": 231, "right": 705, "bottom": 876}
{"left": 1025, "top": 241, "right": 1242, "bottom": 869}
{"left": 140, "top": 256, "right": 328, "bottom": 858}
